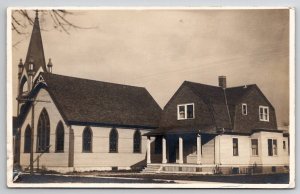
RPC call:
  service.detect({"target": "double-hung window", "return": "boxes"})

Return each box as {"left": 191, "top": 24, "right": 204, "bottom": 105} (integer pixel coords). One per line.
{"left": 251, "top": 139, "right": 258, "bottom": 156}
{"left": 177, "top": 103, "right": 194, "bottom": 120}
{"left": 259, "top": 106, "right": 269, "bottom": 121}
{"left": 268, "top": 139, "right": 277, "bottom": 156}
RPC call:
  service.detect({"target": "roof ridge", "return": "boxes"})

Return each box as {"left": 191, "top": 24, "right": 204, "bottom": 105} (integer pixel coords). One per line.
{"left": 226, "top": 84, "right": 256, "bottom": 89}
{"left": 184, "top": 80, "right": 221, "bottom": 89}
{"left": 41, "top": 72, "right": 145, "bottom": 89}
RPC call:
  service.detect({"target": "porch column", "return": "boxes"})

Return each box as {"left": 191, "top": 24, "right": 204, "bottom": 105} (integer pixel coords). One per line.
{"left": 197, "top": 134, "right": 202, "bottom": 164}
{"left": 162, "top": 136, "right": 167, "bottom": 164}
{"left": 147, "top": 137, "right": 151, "bottom": 164}
{"left": 179, "top": 136, "right": 183, "bottom": 164}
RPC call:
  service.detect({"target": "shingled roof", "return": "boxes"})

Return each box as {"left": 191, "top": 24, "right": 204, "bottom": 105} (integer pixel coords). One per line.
{"left": 150, "top": 80, "right": 275, "bottom": 136}
{"left": 24, "top": 72, "right": 162, "bottom": 128}
{"left": 184, "top": 81, "right": 232, "bottom": 129}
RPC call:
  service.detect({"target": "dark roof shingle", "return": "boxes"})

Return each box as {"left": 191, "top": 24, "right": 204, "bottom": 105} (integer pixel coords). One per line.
{"left": 37, "top": 72, "right": 162, "bottom": 128}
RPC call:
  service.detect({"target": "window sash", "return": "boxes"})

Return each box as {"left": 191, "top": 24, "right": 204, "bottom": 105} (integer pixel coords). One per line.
{"left": 177, "top": 103, "right": 194, "bottom": 120}
{"left": 232, "top": 138, "right": 239, "bottom": 156}
{"left": 268, "top": 139, "right": 277, "bottom": 156}
{"left": 273, "top": 139, "right": 277, "bottom": 155}
{"left": 133, "top": 130, "right": 141, "bottom": 153}
{"left": 251, "top": 139, "right": 258, "bottom": 156}
{"left": 259, "top": 106, "right": 269, "bottom": 121}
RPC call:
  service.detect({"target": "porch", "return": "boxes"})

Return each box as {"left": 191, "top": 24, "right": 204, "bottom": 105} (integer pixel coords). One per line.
{"left": 144, "top": 132, "right": 217, "bottom": 173}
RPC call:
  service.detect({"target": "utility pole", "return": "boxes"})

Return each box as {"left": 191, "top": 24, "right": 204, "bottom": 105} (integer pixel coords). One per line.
{"left": 30, "top": 100, "right": 34, "bottom": 175}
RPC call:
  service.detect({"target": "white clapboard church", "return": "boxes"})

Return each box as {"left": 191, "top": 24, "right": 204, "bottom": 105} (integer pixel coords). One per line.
{"left": 15, "top": 12, "right": 161, "bottom": 172}
{"left": 14, "top": 11, "right": 289, "bottom": 175}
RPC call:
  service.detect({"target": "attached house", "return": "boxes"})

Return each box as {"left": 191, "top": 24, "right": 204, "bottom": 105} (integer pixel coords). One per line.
{"left": 144, "top": 76, "right": 289, "bottom": 174}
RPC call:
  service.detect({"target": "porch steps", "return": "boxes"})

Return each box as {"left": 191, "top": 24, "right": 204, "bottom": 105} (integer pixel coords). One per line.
{"left": 141, "top": 165, "right": 162, "bottom": 174}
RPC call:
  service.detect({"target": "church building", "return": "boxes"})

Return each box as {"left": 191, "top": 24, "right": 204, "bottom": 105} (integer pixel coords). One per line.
{"left": 15, "top": 12, "right": 161, "bottom": 172}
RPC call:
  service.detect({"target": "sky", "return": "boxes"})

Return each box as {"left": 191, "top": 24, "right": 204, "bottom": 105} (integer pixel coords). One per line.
{"left": 11, "top": 9, "right": 290, "bottom": 127}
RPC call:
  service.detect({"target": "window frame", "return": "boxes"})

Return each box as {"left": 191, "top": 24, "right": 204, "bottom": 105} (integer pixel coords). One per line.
{"left": 133, "top": 129, "right": 142, "bottom": 153}
{"left": 259, "top": 105, "right": 269, "bottom": 122}
{"left": 109, "top": 128, "right": 119, "bottom": 153}
{"left": 36, "top": 108, "right": 50, "bottom": 153}
{"left": 232, "top": 138, "right": 239, "bottom": 156}
{"left": 251, "top": 139, "right": 259, "bottom": 156}
{"left": 82, "top": 127, "right": 93, "bottom": 153}
{"left": 242, "top": 103, "right": 247, "bottom": 115}
{"left": 24, "top": 125, "right": 31, "bottom": 153}
{"left": 177, "top": 103, "right": 195, "bottom": 120}
{"left": 268, "top": 138, "right": 278, "bottom": 156}
{"left": 55, "top": 121, "right": 65, "bottom": 153}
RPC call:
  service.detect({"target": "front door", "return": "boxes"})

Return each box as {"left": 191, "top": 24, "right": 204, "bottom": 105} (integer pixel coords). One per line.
{"left": 168, "top": 138, "right": 178, "bottom": 163}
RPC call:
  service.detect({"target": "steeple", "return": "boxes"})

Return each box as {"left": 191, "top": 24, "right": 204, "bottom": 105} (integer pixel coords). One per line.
{"left": 24, "top": 10, "right": 47, "bottom": 74}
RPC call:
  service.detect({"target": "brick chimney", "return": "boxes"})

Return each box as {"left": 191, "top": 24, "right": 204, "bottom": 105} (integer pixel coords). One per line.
{"left": 218, "top": 76, "right": 226, "bottom": 89}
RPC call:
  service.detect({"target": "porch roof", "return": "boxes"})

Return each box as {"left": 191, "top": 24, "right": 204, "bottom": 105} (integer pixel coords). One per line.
{"left": 144, "top": 127, "right": 284, "bottom": 136}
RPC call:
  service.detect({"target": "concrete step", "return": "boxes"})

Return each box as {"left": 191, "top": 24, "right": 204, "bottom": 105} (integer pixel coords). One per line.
{"left": 141, "top": 165, "right": 162, "bottom": 173}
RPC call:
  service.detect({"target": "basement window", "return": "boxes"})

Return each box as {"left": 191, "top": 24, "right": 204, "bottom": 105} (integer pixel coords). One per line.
{"left": 242, "top": 103, "right": 247, "bottom": 115}
{"left": 259, "top": 106, "right": 269, "bottom": 121}
{"left": 177, "top": 103, "right": 194, "bottom": 120}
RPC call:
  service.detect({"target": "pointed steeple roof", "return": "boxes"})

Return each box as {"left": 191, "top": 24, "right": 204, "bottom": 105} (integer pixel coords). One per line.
{"left": 24, "top": 10, "right": 47, "bottom": 73}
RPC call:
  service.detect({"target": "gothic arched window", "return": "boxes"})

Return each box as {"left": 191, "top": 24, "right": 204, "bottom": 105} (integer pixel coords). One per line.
{"left": 82, "top": 127, "right": 92, "bottom": 152}
{"left": 133, "top": 129, "right": 141, "bottom": 153}
{"left": 37, "top": 108, "right": 50, "bottom": 152}
{"left": 109, "top": 128, "right": 118, "bottom": 153}
{"left": 24, "top": 125, "right": 31, "bottom": 153}
{"left": 55, "top": 121, "right": 64, "bottom": 152}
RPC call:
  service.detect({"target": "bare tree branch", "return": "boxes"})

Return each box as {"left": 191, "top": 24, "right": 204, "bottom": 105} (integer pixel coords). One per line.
{"left": 12, "top": 9, "right": 95, "bottom": 35}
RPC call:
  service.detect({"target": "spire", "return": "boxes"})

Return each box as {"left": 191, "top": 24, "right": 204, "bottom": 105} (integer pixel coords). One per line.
{"left": 24, "top": 10, "right": 47, "bottom": 74}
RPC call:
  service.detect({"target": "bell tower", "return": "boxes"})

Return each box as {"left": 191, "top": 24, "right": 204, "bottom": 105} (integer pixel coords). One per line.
{"left": 17, "top": 10, "right": 53, "bottom": 115}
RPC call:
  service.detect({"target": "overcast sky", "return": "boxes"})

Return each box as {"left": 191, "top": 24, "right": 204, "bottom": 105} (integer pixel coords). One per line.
{"left": 11, "top": 9, "right": 290, "bottom": 127}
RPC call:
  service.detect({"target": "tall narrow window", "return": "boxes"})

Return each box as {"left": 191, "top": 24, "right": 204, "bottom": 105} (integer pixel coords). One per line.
{"left": 24, "top": 125, "right": 31, "bottom": 153}
{"left": 82, "top": 127, "right": 92, "bottom": 152}
{"left": 283, "top": 140, "right": 286, "bottom": 150}
{"left": 268, "top": 139, "right": 277, "bottom": 156}
{"left": 55, "top": 121, "right": 64, "bottom": 152}
{"left": 273, "top": 139, "right": 278, "bottom": 155}
{"left": 109, "top": 128, "right": 118, "bottom": 153}
{"left": 251, "top": 139, "right": 258, "bottom": 156}
{"left": 233, "top": 138, "right": 239, "bottom": 156}
{"left": 133, "top": 129, "right": 141, "bottom": 153}
{"left": 259, "top": 106, "right": 269, "bottom": 121}
{"left": 242, "top": 103, "right": 247, "bottom": 115}
{"left": 37, "top": 108, "right": 50, "bottom": 152}
{"left": 177, "top": 103, "right": 194, "bottom": 120}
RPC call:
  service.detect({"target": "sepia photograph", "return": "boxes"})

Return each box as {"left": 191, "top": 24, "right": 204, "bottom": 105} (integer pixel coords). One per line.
{"left": 7, "top": 7, "right": 295, "bottom": 188}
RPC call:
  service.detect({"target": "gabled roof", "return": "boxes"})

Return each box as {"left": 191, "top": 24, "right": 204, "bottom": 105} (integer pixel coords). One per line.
{"left": 24, "top": 12, "right": 47, "bottom": 74}
{"left": 158, "top": 80, "right": 276, "bottom": 134}
{"left": 184, "top": 81, "right": 232, "bottom": 129}
{"left": 225, "top": 85, "right": 255, "bottom": 105}
{"left": 21, "top": 72, "right": 162, "bottom": 128}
